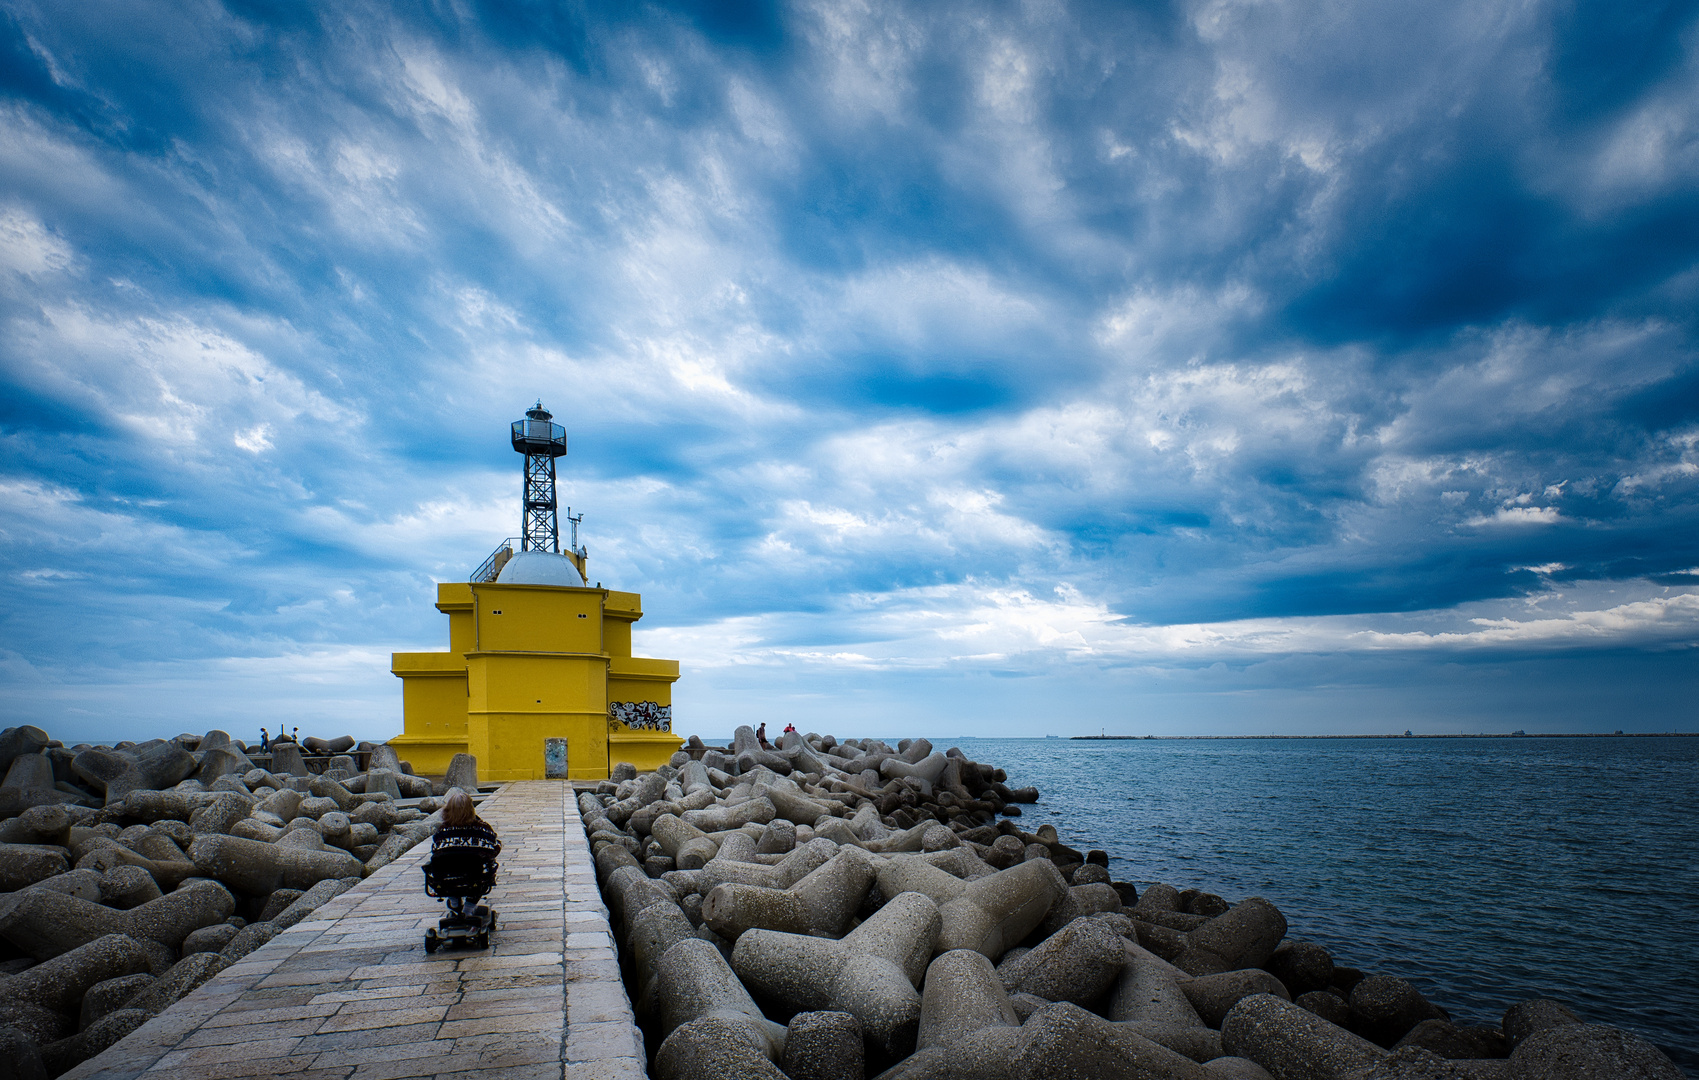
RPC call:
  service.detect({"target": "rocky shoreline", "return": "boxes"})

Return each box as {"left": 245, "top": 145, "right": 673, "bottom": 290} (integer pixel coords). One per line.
{"left": 583, "top": 727, "right": 1685, "bottom": 1080}
{"left": 0, "top": 724, "right": 476, "bottom": 1079}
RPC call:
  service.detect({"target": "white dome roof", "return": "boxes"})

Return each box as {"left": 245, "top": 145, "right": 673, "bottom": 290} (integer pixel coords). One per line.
{"left": 495, "top": 550, "right": 587, "bottom": 587}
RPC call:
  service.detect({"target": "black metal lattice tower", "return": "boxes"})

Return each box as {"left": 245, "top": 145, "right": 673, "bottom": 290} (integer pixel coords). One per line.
{"left": 511, "top": 402, "right": 568, "bottom": 553}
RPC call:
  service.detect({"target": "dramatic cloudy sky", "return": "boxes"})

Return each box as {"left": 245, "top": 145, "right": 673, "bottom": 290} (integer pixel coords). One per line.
{"left": 2, "top": 0, "right": 1697, "bottom": 743}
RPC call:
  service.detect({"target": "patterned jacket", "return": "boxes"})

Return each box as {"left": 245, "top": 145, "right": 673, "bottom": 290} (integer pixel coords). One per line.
{"left": 432, "top": 821, "right": 501, "bottom": 858}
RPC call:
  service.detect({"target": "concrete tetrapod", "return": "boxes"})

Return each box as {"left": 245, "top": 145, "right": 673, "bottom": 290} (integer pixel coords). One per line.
{"left": 79, "top": 973, "right": 156, "bottom": 1028}
{"left": 1181, "top": 970, "right": 1293, "bottom": 1028}
{"left": 784, "top": 1011, "right": 867, "bottom": 1080}
{"left": 1220, "top": 993, "right": 1386, "bottom": 1080}
{"left": 107, "top": 742, "right": 198, "bottom": 804}
{"left": 756, "top": 820, "right": 797, "bottom": 855}
{"left": 1499, "top": 999, "right": 1580, "bottom": 1051}
{"left": 188, "top": 833, "right": 364, "bottom": 893}
{"left": 1332, "top": 1045, "right": 1510, "bottom": 1079}
{"left": 682, "top": 795, "right": 777, "bottom": 832}
{"left": 873, "top": 949, "right": 1025, "bottom": 1080}
{"left": 0, "top": 934, "right": 152, "bottom": 1014}
{"left": 875, "top": 1000, "right": 1214, "bottom": 1080}
{"left": 996, "top": 914, "right": 1129, "bottom": 1006}
{"left": 875, "top": 855, "right": 1067, "bottom": 960}
{"left": 1012, "top": 1002, "right": 1217, "bottom": 1080}
{"left": 1500, "top": 1023, "right": 1684, "bottom": 1080}
{"left": 651, "top": 814, "right": 720, "bottom": 870}
{"left": 0, "top": 880, "right": 235, "bottom": 960}
{"left": 0, "top": 726, "right": 50, "bottom": 775}
{"left": 1174, "top": 898, "right": 1288, "bottom": 977}
{"left": 654, "top": 1015, "right": 790, "bottom": 1080}
{"left": 443, "top": 752, "right": 479, "bottom": 793}
{"left": 602, "top": 864, "right": 680, "bottom": 935}
{"left": 699, "top": 836, "right": 838, "bottom": 891}
{"left": 917, "top": 950, "right": 1021, "bottom": 1053}
{"left": 1035, "top": 882, "right": 1126, "bottom": 939}
{"left": 1391, "top": 1018, "right": 1506, "bottom": 1061}
{"left": 879, "top": 753, "right": 948, "bottom": 785}
{"left": 1204, "top": 1060, "right": 1277, "bottom": 1080}
{"left": 271, "top": 877, "right": 359, "bottom": 930}
{"left": 42, "top": 1010, "right": 151, "bottom": 1077}
{"left": 1108, "top": 942, "right": 1208, "bottom": 1028}
{"left": 1346, "top": 976, "right": 1447, "bottom": 1049}
{"left": 64, "top": 836, "right": 197, "bottom": 891}
{"left": 765, "top": 786, "right": 844, "bottom": 829}
{"left": 732, "top": 891, "right": 942, "bottom": 1059}
{"left": 702, "top": 847, "right": 878, "bottom": 940}
{"left": 629, "top": 900, "right": 699, "bottom": 1011}
{"left": 1265, "top": 942, "right": 1335, "bottom": 998}
{"left": 0, "top": 804, "right": 81, "bottom": 846}
{"left": 0, "top": 844, "right": 68, "bottom": 891}
{"left": 652, "top": 937, "right": 787, "bottom": 1059}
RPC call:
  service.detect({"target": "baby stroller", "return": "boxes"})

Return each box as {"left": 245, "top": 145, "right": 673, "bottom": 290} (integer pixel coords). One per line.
{"left": 422, "top": 847, "right": 499, "bottom": 952}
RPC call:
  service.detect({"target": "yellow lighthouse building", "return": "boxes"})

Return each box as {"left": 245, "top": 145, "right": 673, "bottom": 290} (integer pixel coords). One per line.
{"left": 388, "top": 405, "right": 683, "bottom": 781}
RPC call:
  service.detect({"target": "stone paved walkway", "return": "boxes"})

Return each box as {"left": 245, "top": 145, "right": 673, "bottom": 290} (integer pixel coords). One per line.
{"left": 65, "top": 781, "right": 647, "bottom": 1080}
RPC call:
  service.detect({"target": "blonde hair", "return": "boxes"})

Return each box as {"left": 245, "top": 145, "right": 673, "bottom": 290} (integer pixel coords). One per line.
{"left": 443, "top": 789, "right": 478, "bottom": 827}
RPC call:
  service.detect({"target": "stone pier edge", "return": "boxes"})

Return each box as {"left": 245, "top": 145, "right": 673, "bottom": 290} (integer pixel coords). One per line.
{"left": 62, "top": 780, "right": 649, "bottom": 1080}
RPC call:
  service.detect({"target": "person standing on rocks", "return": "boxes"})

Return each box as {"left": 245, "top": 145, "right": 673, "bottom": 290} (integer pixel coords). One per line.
{"left": 259, "top": 728, "right": 269, "bottom": 751}
{"left": 757, "top": 722, "right": 770, "bottom": 749}
{"left": 432, "top": 790, "right": 502, "bottom": 916}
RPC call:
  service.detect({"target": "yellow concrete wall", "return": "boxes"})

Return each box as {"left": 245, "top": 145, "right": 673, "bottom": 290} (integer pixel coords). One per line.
{"left": 608, "top": 657, "right": 677, "bottom": 709}
{"left": 473, "top": 584, "right": 603, "bottom": 654}
{"left": 608, "top": 729, "right": 685, "bottom": 773}
{"left": 437, "top": 582, "right": 476, "bottom": 654}
{"left": 389, "top": 651, "right": 469, "bottom": 774}
{"left": 468, "top": 711, "right": 610, "bottom": 781}
{"left": 392, "top": 575, "right": 681, "bottom": 781}
{"left": 467, "top": 653, "right": 604, "bottom": 714}
{"left": 602, "top": 615, "right": 632, "bottom": 660}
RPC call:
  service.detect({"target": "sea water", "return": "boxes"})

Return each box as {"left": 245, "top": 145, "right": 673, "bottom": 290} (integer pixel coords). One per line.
{"left": 951, "top": 735, "right": 1698, "bottom": 1070}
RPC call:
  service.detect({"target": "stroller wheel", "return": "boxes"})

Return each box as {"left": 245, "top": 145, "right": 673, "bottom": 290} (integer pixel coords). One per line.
{"left": 475, "top": 931, "right": 489, "bottom": 950}
{"left": 424, "top": 929, "right": 439, "bottom": 954}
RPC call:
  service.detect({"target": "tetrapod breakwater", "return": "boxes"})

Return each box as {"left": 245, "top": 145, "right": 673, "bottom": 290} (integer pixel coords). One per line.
{"left": 0, "top": 724, "right": 482, "bottom": 1077}
{"left": 582, "top": 726, "right": 1686, "bottom": 1080}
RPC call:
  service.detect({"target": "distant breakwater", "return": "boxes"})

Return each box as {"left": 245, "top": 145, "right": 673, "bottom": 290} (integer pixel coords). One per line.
{"left": 580, "top": 726, "right": 1686, "bottom": 1079}
{"left": 1067, "top": 732, "right": 1698, "bottom": 739}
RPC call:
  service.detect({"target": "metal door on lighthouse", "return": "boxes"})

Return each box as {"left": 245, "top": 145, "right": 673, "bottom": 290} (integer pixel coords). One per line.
{"left": 544, "top": 738, "right": 568, "bottom": 779}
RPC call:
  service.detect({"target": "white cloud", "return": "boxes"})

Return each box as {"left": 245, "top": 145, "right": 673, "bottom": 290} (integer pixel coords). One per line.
{"left": 642, "top": 577, "right": 1699, "bottom": 676}
{"left": 0, "top": 207, "right": 72, "bottom": 277}
{"left": 1467, "top": 506, "right": 1560, "bottom": 527}
{"left": 233, "top": 423, "right": 273, "bottom": 453}
{"left": 6, "top": 304, "right": 351, "bottom": 458}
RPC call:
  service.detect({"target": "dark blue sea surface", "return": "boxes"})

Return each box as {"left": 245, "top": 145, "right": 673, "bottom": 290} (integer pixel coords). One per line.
{"left": 950, "top": 735, "right": 1698, "bottom": 1071}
